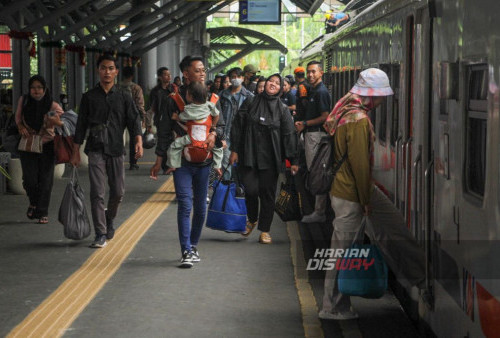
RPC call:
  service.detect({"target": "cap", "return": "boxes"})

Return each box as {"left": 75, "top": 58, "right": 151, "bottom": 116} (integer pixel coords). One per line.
{"left": 243, "top": 64, "right": 259, "bottom": 74}
{"left": 349, "top": 68, "right": 394, "bottom": 96}
{"left": 294, "top": 66, "right": 305, "bottom": 74}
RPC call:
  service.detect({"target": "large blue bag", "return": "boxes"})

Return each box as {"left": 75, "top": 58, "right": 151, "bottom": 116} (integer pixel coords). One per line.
{"left": 205, "top": 169, "right": 247, "bottom": 233}
{"left": 338, "top": 217, "right": 388, "bottom": 299}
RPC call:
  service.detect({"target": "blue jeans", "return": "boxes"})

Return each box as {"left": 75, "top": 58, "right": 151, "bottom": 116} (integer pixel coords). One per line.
{"left": 173, "top": 163, "right": 210, "bottom": 253}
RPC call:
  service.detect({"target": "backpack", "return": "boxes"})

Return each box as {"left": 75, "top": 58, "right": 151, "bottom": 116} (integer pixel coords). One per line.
{"left": 170, "top": 92, "right": 218, "bottom": 163}
{"left": 305, "top": 135, "right": 347, "bottom": 195}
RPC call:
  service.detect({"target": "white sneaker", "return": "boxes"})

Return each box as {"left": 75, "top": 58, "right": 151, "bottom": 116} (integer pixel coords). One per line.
{"left": 301, "top": 211, "right": 326, "bottom": 223}
{"left": 319, "top": 310, "right": 359, "bottom": 320}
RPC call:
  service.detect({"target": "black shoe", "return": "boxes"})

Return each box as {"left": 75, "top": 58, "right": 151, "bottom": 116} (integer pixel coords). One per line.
{"left": 179, "top": 250, "right": 193, "bottom": 268}
{"left": 105, "top": 210, "right": 115, "bottom": 240}
{"left": 191, "top": 247, "right": 200, "bottom": 263}
{"left": 129, "top": 164, "right": 139, "bottom": 170}
{"left": 90, "top": 235, "right": 107, "bottom": 248}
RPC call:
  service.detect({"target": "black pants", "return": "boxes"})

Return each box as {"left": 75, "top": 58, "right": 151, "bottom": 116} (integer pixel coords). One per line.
{"left": 19, "top": 141, "right": 55, "bottom": 217}
{"left": 239, "top": 165, "right": 279, "bottom": 233}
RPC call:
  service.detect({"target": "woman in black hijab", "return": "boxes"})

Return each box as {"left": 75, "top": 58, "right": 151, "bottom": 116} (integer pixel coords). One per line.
{"left": 15, "top": 75, "right": 64, "bottom": 224}
{"left": 229, "top": 74, "right": 298, "bottom": 244}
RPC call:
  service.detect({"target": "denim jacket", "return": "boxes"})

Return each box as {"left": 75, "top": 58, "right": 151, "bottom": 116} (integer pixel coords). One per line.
{"left": 218, "top": 86, "right": 253, "bottom": 143}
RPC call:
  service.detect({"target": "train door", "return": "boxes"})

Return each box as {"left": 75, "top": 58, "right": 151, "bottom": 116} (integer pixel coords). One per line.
{"left": 404, "top": 8, "right": 435, "bottom": 304}
{"left": 397, "top": 15, "right": 415, "bottom": 229}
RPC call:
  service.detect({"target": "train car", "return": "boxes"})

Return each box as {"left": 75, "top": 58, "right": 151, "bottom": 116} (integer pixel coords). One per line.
{"left": 282, "top": 35, "right": 327, "bottom": 77}
{"left": 307, "top": 0, "right": 500, "bottom": 336}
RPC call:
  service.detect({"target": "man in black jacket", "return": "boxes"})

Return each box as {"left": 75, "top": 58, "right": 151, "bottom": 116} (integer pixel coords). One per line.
{"left": 71, "top": 54, "right": 143, "bottom": 248}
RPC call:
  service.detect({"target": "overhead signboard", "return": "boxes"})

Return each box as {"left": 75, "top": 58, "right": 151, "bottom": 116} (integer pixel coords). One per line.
{"left": 239, "top": 0, "right": 281, "bottom": 25}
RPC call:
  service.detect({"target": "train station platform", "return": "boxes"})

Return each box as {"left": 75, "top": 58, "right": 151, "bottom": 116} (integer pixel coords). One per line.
{"left": 0, "top": 149, "right": 422, "bottom": 337}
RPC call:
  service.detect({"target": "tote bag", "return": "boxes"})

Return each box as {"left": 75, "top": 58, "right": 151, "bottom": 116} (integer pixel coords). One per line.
{"left": 206, "top": 166, "right": 247, "bottom": 233}
{"left": 338, "top": 217, "right": 388, "bottom": 299}
{"left": 58, "top": 167, "right": 91, "bottom": 240}
{"left": 274, "top": 171, "right": 302, "bottom": 222}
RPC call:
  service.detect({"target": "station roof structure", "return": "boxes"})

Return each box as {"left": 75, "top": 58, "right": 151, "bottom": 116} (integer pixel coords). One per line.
{"left": 0, "top": 0, "right": 348, "bottom": 57}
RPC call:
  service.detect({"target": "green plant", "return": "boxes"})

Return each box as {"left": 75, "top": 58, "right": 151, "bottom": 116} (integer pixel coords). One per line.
{"left": 0, "top": 165, "right": 11, "bottom": 180}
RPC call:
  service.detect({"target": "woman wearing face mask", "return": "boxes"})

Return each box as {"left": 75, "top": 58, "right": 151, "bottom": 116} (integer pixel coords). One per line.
{"left": 15, "top": 75, "right": 64, "bottom": 224}
{"left": 319, "top": 68, "right": 425, "bottom": 320}
{"left": 229, "top": 74, "right": 299, "bottom": 244}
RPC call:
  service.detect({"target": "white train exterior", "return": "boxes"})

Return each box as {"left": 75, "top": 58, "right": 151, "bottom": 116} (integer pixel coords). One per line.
{"left": 291, "top": 0, "right": 500, "bottom": 336}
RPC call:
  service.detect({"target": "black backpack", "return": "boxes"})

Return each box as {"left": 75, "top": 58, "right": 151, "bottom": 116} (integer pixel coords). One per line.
{"left": 305, "top": 135, "right": 347, "bottom": 195}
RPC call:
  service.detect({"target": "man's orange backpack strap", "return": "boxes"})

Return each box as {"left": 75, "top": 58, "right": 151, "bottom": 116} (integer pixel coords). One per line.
{"left": 209, "top": 93, "right": 219, "bottom": 104}
{"left": 170, "top": 92, "right": 185, "bottom": 112}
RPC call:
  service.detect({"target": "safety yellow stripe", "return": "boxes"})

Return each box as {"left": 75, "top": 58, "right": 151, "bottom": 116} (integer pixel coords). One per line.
{"left": 287, "top": 221, "right": 324, "bottom": 338}
{"left": 7, "top": 178, "right": 175, "bottom": 338}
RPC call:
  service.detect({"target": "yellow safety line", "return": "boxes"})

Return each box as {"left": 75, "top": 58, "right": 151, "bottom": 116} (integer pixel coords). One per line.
{"left": 8, "top": 178, "right": 175, "bottom": 338}
{"left": 287, "top": 221, "right": 324, "bottom": 338}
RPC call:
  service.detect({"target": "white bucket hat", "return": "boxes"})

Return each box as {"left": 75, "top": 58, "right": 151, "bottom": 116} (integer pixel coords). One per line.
{"left": 350, "top": 68, "right": 394, "bottom": 96}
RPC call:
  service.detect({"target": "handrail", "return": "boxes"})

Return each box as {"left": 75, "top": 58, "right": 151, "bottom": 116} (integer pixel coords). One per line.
{"left": 394, "top": 136, "right": 402, "bottom": 207}
{"left": 423, "top": 156, "right": 434, "bottom": 291}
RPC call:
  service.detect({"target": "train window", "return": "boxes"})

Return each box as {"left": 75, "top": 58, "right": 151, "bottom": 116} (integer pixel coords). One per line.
{"left": 465, "top": 65, "right": 488, "bottom": 198}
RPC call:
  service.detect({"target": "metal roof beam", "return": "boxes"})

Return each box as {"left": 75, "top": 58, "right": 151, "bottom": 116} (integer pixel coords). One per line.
{"left": 0, "top": 0, "right": 37, "bottom": 18}
{"left": 209, "top": 46, "right": 255, "bottom": 75}
{"left": 210, "top": 43, "right": 285, "bottom": 51}
{"left": 23, "top": 0, "right": 93, "bottom": 32}
{"left": 105, "top": 0, "right": 184, "bottom": 46}
{"left": 52, "top": 0, "right": 130, "bottom": 41}
{"left": 133, "top": 2, "right": 229, "bottom": 56}
{"left": 78, "top": 0, "right": 159, "bottom": 45}
{"left": 307, "top": 0, "right": 323, "bottom": 15}
{"left": 123, "top": 1, "right": 200, "bottom": 49}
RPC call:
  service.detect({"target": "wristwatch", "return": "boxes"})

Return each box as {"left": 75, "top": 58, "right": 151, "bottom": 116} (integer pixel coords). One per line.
{"left": 302, "top": 120, "right": 308, "bottom": 127}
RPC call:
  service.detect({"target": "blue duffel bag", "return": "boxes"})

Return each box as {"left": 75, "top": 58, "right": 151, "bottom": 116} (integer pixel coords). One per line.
{"left": 205, "top": 167, "right": 247, "bottom": 233}
{"left": 338, "top": 217, "right": 388, "bottom": 299}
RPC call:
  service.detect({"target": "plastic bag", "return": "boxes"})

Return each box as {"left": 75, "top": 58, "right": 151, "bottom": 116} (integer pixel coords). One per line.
{"left": 58, "top": 167, "right": 91, "bottom": 240}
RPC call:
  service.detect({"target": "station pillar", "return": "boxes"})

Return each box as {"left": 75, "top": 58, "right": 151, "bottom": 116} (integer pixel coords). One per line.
{"left": 11, "top": 38, "right": 31, "bottom": 111}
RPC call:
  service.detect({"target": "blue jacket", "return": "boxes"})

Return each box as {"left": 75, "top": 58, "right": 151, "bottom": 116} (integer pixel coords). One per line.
{"left": 219, "top": 86, "right": 253, "bottom": 141}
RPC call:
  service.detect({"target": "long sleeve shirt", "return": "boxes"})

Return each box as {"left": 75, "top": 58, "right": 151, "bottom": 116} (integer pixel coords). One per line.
{"left": 331, "top": 118, "right": 373, "bottom": 206}
{"left": 74, "top": 83, "right": 141, "bottom": 156}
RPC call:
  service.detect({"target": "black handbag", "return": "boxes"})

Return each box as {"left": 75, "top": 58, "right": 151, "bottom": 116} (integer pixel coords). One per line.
{"left": 275, "top": 171, "right": 302, "bottom": 222}
{"left": 306, "top": 135, "right": 347, "bottom": 195}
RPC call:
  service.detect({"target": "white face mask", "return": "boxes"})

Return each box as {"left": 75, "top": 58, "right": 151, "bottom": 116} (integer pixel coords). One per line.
{"left": 231, "top": 78, "right": 243, "bottom": 87}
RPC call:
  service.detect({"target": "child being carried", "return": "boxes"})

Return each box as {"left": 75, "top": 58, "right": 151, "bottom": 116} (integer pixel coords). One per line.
{"left": 166, "top": 82, "right": 223, "bottom": 176}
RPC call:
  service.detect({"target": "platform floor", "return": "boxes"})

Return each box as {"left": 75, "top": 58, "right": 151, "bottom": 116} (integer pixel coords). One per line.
{"left": 0, "top": 149, "right": 423, "bottom": 337}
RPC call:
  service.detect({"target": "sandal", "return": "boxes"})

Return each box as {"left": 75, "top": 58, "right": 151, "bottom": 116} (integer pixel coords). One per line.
{"left": 26, "top": 206, "right": 36, "bottom": 220}
{"left": 38, "top": 216, "right": 49, "bottom": 224}
{"left": 242, "top": 221, "right": 257, "bottom": 237}
{"left": 259, "top": 232, "right": 272, "bottom": 244}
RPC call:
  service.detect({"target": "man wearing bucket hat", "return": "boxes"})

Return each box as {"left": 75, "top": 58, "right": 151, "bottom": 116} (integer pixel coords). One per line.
{"left": 319, "top": 68, "right": 425, "bottom": 320}
{"left": 243, "top": 64, "right": 259, "bottom": 93}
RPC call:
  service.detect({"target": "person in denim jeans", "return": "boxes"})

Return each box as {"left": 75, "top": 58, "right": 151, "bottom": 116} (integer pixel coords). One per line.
{"left": 218, "top": 67, "right": 253, "bottom": 180}
{"left": 150, "top": 55, "right": 225, "bottom": 268}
